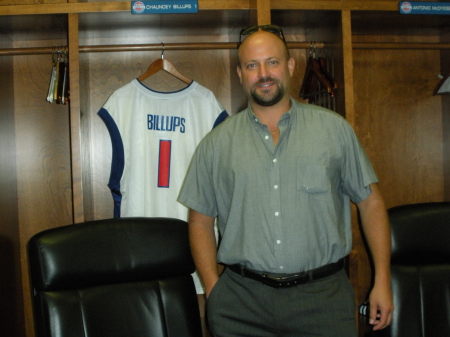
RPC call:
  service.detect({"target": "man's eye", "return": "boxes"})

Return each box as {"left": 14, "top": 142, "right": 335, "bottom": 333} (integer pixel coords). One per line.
{"left": 246, "top": 63, "right": 257, "bottom": 69}
{"left": 268, "top": 59, "right": 279, "bottom": 65}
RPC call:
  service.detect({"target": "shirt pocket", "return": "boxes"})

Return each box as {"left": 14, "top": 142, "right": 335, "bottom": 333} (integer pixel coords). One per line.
{"left": 297, "top": 161, "right": 331, "bottom": 194}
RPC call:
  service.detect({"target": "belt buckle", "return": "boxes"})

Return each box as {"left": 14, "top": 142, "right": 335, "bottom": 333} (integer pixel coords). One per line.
{"left": 263, "top": 272, "right": 309, "bottom": 288}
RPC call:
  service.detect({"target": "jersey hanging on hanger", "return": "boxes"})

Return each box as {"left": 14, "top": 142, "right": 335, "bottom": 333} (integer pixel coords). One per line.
{"left": 99, "top": 79, "right": 228, "bottom": 219}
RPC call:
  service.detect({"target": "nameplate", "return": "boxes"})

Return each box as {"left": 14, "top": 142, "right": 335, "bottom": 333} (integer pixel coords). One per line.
{"left": 399, "top": 1, "right": 450, "bottom": 14}
{"left": 131, "top": 0, "right": 198, "bottom": 14}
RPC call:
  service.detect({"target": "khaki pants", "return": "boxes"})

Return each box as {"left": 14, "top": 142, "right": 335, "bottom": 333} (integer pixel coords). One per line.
{"left": 206, "top": 268, "right": 357, "bottom": 337}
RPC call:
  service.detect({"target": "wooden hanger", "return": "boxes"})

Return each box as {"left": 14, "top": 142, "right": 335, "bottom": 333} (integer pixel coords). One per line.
{"left": 300, "top": 43, "right": 336, "bottom": 99}
{"left": 138, "top": 44, "right": 192, "bottom": 84}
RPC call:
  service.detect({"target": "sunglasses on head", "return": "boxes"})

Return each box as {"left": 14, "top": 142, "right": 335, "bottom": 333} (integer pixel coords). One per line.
{"left": 238, "top": 24, "right": 286, "bottom": 48}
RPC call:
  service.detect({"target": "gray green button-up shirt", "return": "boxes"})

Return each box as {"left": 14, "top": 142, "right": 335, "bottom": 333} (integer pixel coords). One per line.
{"left": 178, "top": 99, "right": 377, "bottom": 274}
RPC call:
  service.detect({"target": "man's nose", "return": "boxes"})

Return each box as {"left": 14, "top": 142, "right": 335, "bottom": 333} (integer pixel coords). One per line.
{"left": 258, "top": 64, "right": 268, "bottom": 78}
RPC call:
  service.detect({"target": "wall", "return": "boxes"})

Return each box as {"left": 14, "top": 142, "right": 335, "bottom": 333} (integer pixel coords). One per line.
{"left": 442, "top": 31, "right": 450, "bottom": 200}
{"left": 351, "top": 11, "right": 448, "bottom": 304}
{"left": 0, "top": 14, "right": 75, "bottom": 337}
{"left": 0, "top": 16, "right": 23, "bottom": 337}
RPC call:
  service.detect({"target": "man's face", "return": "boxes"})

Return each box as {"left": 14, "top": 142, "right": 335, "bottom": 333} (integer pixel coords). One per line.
{"left": 237, "top": 31, "right": 295, "bottom": 107}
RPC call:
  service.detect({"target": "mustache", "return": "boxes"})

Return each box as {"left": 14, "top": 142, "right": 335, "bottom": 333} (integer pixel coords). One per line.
{"left": 256, "top": 77, "right": 276, "bottom": 84}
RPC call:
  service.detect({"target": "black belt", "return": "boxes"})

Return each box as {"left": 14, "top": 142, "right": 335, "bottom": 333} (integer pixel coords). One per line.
{"left": 227, "top": 258, "right": 344, "bottom": 288}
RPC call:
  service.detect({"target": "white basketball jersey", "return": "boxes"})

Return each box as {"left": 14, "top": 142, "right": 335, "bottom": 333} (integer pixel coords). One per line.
{"left": 99, "top": 79, "right": 227, "bottom": 220}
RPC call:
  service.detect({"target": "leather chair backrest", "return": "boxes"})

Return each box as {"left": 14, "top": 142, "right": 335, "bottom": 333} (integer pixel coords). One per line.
{"left": 28, "top": 217, "right": 201, "bottom": 337}
{"left": 384, "top": 202, "right": 450, "bottom": 337}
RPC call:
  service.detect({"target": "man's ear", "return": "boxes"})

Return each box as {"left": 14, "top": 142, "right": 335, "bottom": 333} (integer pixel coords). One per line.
{"left": 236, "top": 65, "right": 243, "bottom": 84}
{"left": 288, "top": 57, "right": 295, "bottom": 77}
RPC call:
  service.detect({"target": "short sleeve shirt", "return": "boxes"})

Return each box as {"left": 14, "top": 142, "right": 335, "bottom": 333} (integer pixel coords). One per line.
{"left": 178, "top": 100, "right": 378, "bottom": 273}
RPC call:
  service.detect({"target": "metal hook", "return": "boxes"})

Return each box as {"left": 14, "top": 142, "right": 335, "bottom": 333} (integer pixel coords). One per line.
{"left": 308, "top": 42, "right": 314, "bottom": 58}
{"left": 311, "top": 41, "right": 317, "bottom": 58}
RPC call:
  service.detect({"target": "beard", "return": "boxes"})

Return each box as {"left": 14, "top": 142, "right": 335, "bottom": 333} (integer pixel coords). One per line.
{"left": 250, "top": 77, "right": 285, "bottom": 107}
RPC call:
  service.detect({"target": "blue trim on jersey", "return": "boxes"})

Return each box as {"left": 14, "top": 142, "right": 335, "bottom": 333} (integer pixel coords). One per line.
{"left": 213, "top": 110, "right": 228, "bottom": 128}
{"left": 136, "top": 78, "right": 194, "bottom": 94}
{"left": 98, "top": 108, "right": 124, "bottom": 218}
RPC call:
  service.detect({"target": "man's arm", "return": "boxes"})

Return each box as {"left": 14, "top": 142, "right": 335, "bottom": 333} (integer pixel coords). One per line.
{"left": 356, "top": 183, "right": 394, "bottom": 331}
{"left": 188, "top": 208, "right": 219, "bottom": 297}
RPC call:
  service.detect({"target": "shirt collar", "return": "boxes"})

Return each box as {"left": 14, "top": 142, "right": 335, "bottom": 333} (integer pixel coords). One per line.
{"left": 246, "top": 98, "right": 296, "bottom": 126}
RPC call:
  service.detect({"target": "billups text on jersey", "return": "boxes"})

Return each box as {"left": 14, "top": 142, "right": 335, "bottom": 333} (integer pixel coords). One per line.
{"left": 147, "top": 114, "right": 186, "bottom": 133}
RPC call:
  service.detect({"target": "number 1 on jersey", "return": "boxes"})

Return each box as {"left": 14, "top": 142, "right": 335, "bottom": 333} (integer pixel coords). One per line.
{"left": 158, "top": 140, "right": 171, "bottom": 188}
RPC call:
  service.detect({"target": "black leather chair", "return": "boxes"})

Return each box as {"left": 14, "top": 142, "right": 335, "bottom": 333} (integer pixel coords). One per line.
{"left": 28, "top": 217, "right": 202, "bottom": 337}
{"left": 369, "top": 202, "right": 450, "bottom": 337}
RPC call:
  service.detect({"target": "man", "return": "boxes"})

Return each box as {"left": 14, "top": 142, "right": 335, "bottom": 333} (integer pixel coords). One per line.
{"left": 178, "top": 25, "right": 393, "bottom": 337}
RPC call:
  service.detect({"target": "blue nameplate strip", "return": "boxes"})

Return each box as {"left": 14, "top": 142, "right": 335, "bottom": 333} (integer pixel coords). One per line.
{"left": 131, "top": 0, "right": 198, "bottom": 14}
{"left": 399, "top": 1, "right": 450, "bottom": 14}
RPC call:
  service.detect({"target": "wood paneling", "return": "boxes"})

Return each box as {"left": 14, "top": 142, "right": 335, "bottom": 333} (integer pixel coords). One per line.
{"left": 0, "top": 15, "right": 73, "bottom": 337}
{"left": 353, "top": 48, "right": 444, "bottom": 207}
{"left": 68, "top": 13, "right": 84, "bottom": 223}
{"left": 342, "top": 10, "right": 355, "bottom": 124}
{"left": 350, "top": 13, "right": 447, "bottom": 316}
{"left": 340, "top": 11, "right": 371, "bottom": 324}
{"left": 352, "top": 48, "right": 445, "bottom": 319}
{"left": 0, "top": 0, "right": 407, "bottom": 16}
{"left": 256, "top": 0, "right": 271, "bottom": 24}
{"left": 14, "top": 53, "right": 74, "bottom": 337}
{"left": 0, "top": 18, "right": 24, "bottom": 337}
{"left": 0, "top": 0, "right": 254, "bottom": 16}
{"left": 271, "top": 10, "right": 344, "bottom": 113}
{"left": 441, "top": 30, "right": 450, "bottom": 200}
{"left": 0, "top": 0, "right": 64, "bottom": 4}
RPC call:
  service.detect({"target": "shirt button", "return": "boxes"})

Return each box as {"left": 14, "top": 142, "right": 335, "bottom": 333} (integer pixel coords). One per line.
{"left": 276, "top": 240, "right": 281, "bottom": 244}
{"left": 264, "top": 135, "right": 269, "bottom": 140}
{"left": 279, "top": 266, "right": 284, "bottom": 270}
{"left": 273, "top": 158, "right": 277, "bottom": 163}
{"left": 274, "top": 185, "right": 278, "bottom": 189}
{"left": 274, "top": 211, "right": 279, "bottom": 216}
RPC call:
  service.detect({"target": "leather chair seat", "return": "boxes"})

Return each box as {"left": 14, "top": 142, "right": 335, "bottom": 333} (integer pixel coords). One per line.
{"left": 28, "top": 217, "right": 202, "bottom": 337}
{"left": 370, "top": 202, "right": 450, "bottom": 337}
